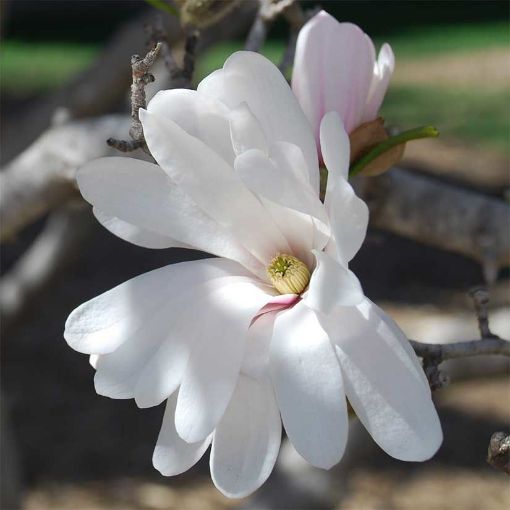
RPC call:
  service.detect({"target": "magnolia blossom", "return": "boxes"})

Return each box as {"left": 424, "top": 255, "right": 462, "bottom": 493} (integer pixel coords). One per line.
{"left": 292, "top": 10, "right": 395, "bottom": 145}
{"left": 64, "top": 51, "right": 441, "bottom": 498}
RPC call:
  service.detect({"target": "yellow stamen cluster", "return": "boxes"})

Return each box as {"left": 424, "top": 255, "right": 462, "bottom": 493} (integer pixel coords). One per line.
{"left": 267, "top": 254, "right": 310, "bottom": 295}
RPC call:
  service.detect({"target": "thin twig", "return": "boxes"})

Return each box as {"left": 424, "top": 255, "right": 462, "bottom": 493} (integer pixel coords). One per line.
{"left": 410, "top": 337, "right": 510, "bottom": 362}
{"left": 409, "top": 287, "right": 510, "bottom": 390}
{"left": 245, "top": 0, "right": 296, "bottom": 52}
{"left": 470, "top": 286, "right": 498, "bottom": 338}
{"left": 107, "top": 43, "right": 162, "bottom": 154}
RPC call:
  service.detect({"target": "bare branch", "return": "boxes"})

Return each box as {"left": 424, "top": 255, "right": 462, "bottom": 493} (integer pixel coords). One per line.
{"left": 410, "top": 337, "right": 510, "bottom": 362}
{"left": 360, "top": 167, "right": 510, "bottom": 282}
{"left": 0, "top": 205, "right": 95, "bottom": 330}
{"left": 245, "top": 0, "right": 296, "bottom": 52}
{"left": 470, "top": 286, "right": 498, "bottom": 338}
{"left": 145, "top": 15, "right": 198, "bottom": 88}
{"left": 0, "top": 115, "right": 131, "bottom": 240}
{"left": 107, "top": 43, "right": 162, "bottom": 153}
{"left": 487, "top": 432, "right": 510, "bottom": 475}
{"left": 409, "top": 287, "right": 510, "bottom": 390}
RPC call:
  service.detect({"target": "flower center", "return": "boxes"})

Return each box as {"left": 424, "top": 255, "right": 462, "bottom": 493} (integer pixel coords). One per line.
{"left": 267, "top": 253, "right": 310, "bottom": 295}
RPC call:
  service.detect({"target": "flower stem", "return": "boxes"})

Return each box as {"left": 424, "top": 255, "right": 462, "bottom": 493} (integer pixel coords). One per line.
{"left": 349, "top": 125, "right": 439, "bottom": 177}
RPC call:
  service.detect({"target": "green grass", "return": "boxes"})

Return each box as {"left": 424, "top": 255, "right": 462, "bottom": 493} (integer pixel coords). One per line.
{"left": 0, "top": 41, "right": 99, "bottom": 95}
{"left": 381, "top": 85, "right": 510, "bottom": 154}
{"left": 376, "top": 22, "right": 509, "bottom": 58}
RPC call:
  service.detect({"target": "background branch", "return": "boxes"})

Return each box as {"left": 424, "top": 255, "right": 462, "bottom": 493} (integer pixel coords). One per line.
{"left": 0, "top": 115, "right": 130, "bottom": 241}
{"left": 360, "top": 167, "right": 510, "bottom": 283}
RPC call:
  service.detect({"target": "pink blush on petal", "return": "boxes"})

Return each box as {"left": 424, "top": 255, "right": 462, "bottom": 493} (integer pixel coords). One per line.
{"left": 250, "top": 294, "right": 300, "bottom": 326}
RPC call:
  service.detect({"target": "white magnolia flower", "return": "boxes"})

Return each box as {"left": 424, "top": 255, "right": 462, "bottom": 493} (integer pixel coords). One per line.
{"left": 65, "top": 51, "right": 441, "bottom": 498}
{"left": 292, "top": 10, "right": 395, "bottom": 144}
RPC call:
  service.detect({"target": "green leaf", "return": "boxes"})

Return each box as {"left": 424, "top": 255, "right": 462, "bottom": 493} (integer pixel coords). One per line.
{"left": 145, "top": 0, "right": 179, "bottom": 16}
{"left": 349, "top": 125, "right": 439, "bottom": 177}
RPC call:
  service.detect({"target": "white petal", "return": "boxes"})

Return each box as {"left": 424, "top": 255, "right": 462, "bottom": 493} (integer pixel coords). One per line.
{"left": 210, "top": 375, "right": 281, "bottom": 498}
{"left": 229, "top": 102, "right": 268, "bottom": 156}
{"left": 175, "top": 281, "right": 271, "bottom": 443}
{"left": 305, "top": 250, "right": 364, "bottom": 315}
{"left": 198, "top": 51, "right": 319, "bottom": 193}
{"left": 78, "top": 157, "right": 262, "bottom": 275}
{"left": 325, "top": 177, "right": 369, "bottom": 265}
{"left": 363, "top": 43, "right": 395, "bottom": 123}
{"left": 369, "top": 299, "right": 429, "bottom": 390}
{"left": 320, "top": 111, "right": 350, "bottom": 184}
{"left": 65, "top": 258, "right": 248, "bottom": 356}
{"left": 134, "top": 329, "right": 189, "bottom": 408}
{"left": 93, "top": 208, "right": 188, "bottom": 249}
{"left": 270, "top": 302, "right": 348, "bottom": 469}
{"left": 94, "top": 274, "right": 259, "bottom": 402}
{"left": 153, "top": 393, "right": 212, "bottom": 476}
{"left": 319, "top": 113, "right": 369, "bottom": 265}
{"left": 147, "top": 88, "right": 235, "bottom": 165}
{"left": 235, "top": 147, "right": 329, "bottom": 260}
{"left": 292, "top": 11, "right": 375, "bottom": 135}
{"left": 320, "top": 299, "right": 443, "bottom": 461}
{"left": 241, "top": 312, "right": 276, "bottom": 380}
{"left": 140, "top": 108, "right": 290, "bottom": 266}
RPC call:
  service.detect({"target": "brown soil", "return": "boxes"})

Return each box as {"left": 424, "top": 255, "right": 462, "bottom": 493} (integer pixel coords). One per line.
{"left": 394, "top": 48, "right": 510, "bottom": 90}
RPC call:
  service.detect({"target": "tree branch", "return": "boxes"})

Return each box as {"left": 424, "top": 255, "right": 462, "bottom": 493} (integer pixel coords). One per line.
{"left": 245, "top": 0, "right": 297, "bottom": 52}
{"left": 410, "top": 337, "right": 510, "bottom": 362}
{"left": 409, "top": 286, "right": 510, "bottom": 390}
{"left": 360, "top": 167, "right": 510, "bottom": 283}
{"left": 0, "top": 204, "right": 95, "bottom": 331}
{"left": 0, "top": 115, "right": 131, "bottom": 241}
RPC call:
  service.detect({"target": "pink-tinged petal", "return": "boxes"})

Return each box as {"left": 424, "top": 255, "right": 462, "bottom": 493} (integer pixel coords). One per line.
{"left": 175, "top": 281, "right": 271, "bottom": 443}
{"left": 305, "top": 250, "right": 364, "bottom": 315}
{"left": 270, "top": 301, "right": 348, "bottom": 469}
{"left": 363, "top": 43, "right": 395, "bottom": 123}
{"left": 251, "top": 294, "right": 300, "bottom": 325}
{"left": 93, "top": 209, "right": 190, "bottom": 250}
{"left": 320, "top": 299, "right": 443, "bottom": 461}
{"left": 292, "top": 11, "right": 376, "bottom": 136}
{"left": 153, "top": 393, "right": 212, "bottom": 476}
{"left": 229, "top": 102, "right": 268, "bottom": 156}
{"left": 78, "top": 157, "right": 263, "bottom": 276}
{"left": 210, "top": 375, "right": 281, "bottom": 498}
{"left": 198, "top": 51, "right": 319, "bottom": 194}
{"left": 147, "top": 88, "right": 235, "bottom": 165}
{"left": 140, "top": 108, "right": 290, "bottom": 266}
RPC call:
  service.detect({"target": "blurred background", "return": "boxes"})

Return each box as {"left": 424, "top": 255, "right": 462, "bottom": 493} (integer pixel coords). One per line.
{"left": 1, "top": 1, "right": 509, "bottom": 509}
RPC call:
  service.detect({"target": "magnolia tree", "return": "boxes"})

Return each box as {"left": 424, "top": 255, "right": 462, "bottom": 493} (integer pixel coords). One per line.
{"left": 2, "top": 0, "right": 509, "bottom": 504}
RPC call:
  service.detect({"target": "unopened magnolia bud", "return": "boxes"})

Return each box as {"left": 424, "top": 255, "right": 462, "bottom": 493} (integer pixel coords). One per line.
{"left": 177, "top": 0, "right": 242, "bottom": 28}
{"left": 267, "top": 254, "right": 310, "bottom": 295}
